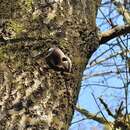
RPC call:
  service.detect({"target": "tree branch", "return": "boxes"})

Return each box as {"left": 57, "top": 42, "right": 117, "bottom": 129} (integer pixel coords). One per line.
{"left": 99, "top": 24, "right": 130, "bottom": 44}
{"left": 75, "top": 106, "right": 112, "bottom": 125}
{"left": 99, "top": 98, "right": 115, "bottom": 118}
{"left": 112, "top": 0, "right": 130, "bottom": 24}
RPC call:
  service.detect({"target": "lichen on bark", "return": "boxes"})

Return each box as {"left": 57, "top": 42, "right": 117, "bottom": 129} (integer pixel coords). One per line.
{"left": 0, "top": 0, "right": 100, "bottom": 129}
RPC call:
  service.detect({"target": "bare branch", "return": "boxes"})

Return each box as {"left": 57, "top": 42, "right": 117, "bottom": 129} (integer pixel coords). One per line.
{"left": 99, "top": 24, "right": 130, "bottom": 44}
{"left": 75, "top": 106, "right": 112, "bottom": 125}
{"left": 99, "top": 98, "right": 115, "bottom": 118}
{"left": 87, "top": 49, "right": 130, "bottom": 69}
{"left": 112, "top": 0, "right": 130, "bottom": 24}
{"left": 83, "top": 83, "right": 124, "bottom": 89}
{"left": 82, "top": 70, "right": 128, "bottom": 80}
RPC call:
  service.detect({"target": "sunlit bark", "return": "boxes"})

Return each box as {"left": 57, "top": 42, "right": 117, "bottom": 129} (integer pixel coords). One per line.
{"left": 0, "top": 0, "right": 100, "bottom": 129}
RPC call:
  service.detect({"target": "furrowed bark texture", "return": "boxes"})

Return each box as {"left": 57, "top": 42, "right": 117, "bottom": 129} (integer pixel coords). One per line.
{"left": 0, "top": 0, "right": 100, "bottom": 129}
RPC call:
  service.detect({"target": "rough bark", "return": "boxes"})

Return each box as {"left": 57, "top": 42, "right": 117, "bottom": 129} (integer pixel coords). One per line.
{"left": 0, "top": 0, "right": 100, "bottom": 130}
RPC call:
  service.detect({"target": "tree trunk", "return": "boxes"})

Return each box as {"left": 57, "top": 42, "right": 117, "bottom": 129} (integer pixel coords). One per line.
{"left": 0, "top": 0, "right": 100, "bottom": 129}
